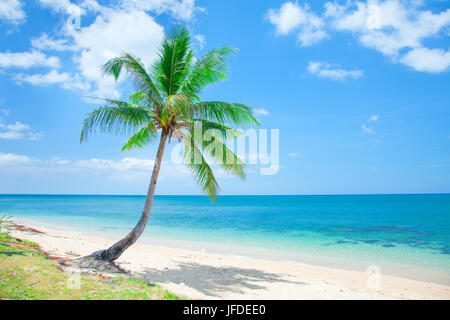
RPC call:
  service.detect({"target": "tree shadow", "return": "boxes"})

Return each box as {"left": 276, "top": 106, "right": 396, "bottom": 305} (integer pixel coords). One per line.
{"left": 137, "top": 261, "right": 306, "bottom": 297}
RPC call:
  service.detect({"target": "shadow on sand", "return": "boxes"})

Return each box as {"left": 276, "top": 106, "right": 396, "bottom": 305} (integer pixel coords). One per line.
{"left": 137, "top": 261, "right": 306, "bottom": 297}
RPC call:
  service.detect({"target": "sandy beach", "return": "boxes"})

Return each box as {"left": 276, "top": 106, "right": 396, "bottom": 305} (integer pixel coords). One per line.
{"left": 5, "top": 221, "right": 449, "bottom": 300}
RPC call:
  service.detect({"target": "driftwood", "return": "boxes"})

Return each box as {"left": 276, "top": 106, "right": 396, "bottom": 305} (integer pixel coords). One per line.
{"left": 8, "top": 222, "right": 46, "bottom": 234}
{"left": 3, "top": 222, "right": 127, "bottom": 275}
{"left": 0, "top": 240, "right": 71, "bottom": 265}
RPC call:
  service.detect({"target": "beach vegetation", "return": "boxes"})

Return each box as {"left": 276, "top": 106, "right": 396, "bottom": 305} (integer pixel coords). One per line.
{"left": 0, "top": 215, "right": 11, "bottom": 234}
{"left": 0, "top": 233, "right": 179, "bottom": 300}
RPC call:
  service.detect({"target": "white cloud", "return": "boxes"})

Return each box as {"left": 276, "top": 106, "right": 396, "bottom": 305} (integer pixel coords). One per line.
{"left": 267, "top": 2, "right": 304, "bottom": 35}
{"left": 0, "top": 0, "right": 25, "bottom": 25}
{"left": 0, "top": 111, "right": 42, "bottom": 140}
{"left": 14, "top": 70, "right": 90, "bottom": 91}
{"left": 31, "top": 33, "right": 77, "bottom": 52}
{"left": 0, "top": 51, "right": 60, "bottom": 69}
{"left": 76, "top": 157, "right": 155, "bottom": 172}
{"left": 267, "top": 1, "right": 328, "bottom": 46}
{"left": 38, "top": 0, "right": 83, "bottom": 15}
{"left": 77, "top": 157, "right": 191, "bottom": 179}
{"left": 362, "top": 124, "right": 376, "bottom": 135}
{"left": 254, "top": 108, "right": 270, "bottom": 116}
{"left": 289, "top": 152, "right": 302, "bottom": 158}
{"left": 9, "top": 1, "right": 203, "bottom": 98}
{"left": 361, "top": 114, "right": 379, "bottom": 135}
{"left": 298, "top": 28, "right": 328, "bottom": 47}
{"left": 69, "top": 9, "right": 165, "bottom": 98}
{"left": 329, "top": 1, "right": 450, "bottom": 57}
{"left": 400, "top": 48, "right": 450, "bottom": 73}
{"left": 268, "top": 1, "right": 450, "bottom": 72}
{"left": 307, "top": 61, "right": 363, "bottom": 80}
{"left": 122, "top": 0, "right": 204, "bottom": 21}
{"left": 0, "top": 152, "right": 191, "bottom": 181}
{"left": 50, "top": 157, "right": 70, "bottom": 165}
{"left": 14, "top": 69, "right": 69, "bottom": 85}
{"left": 0, "top": 122, "right": 42, "bottom": 140}
{"left": 0, "top": 152, "right": 32, "bottom": 164}
{"left": 194, "top": 34, "right": 206, "bottom": 50}
{"left": 38, "top": 0, "right": 72, "bottom": 12}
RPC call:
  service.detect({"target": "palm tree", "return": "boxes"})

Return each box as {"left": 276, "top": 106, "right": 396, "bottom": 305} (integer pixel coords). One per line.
{"left": 80, "top": 27, "right": 259, "bottom": 262}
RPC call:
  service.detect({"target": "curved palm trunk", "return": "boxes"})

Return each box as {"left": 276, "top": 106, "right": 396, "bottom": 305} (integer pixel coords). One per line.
{"left": 90, "top": 129, "right": 169, "bottom": 261}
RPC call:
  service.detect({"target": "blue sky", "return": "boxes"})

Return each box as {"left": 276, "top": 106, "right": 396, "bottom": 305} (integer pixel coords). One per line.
{"left": 0, "top": 0, "right": 449, "bottom": 195}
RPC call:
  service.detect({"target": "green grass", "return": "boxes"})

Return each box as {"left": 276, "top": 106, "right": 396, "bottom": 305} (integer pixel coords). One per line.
{"left": 0, "top": 233, "right": 180, "bottom": 300}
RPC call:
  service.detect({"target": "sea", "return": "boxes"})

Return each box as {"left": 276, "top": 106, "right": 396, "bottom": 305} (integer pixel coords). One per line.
{"left": 1, "top": 194, "right": 449, "bottom": 285}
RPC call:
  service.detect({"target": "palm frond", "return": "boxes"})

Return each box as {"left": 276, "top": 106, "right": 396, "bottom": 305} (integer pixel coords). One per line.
{"left": 189, "top": 121, "right": 246, "bottom": 180}
{"left": 80, "top": 99, "right": 153, "bottom": 142}
{"left": 192, "top": 101, "right": 259, "bottom": 127}
{"left": 180, "top": 46, "right": 237, "bottom": 97}
{"left": 192, "top": 118, "right": 242, "bottom": 139}
{"left": 182, "top": 129, "right": 220, "bottom": 201}
{"left": 152, "top": 27, "right": 193, "bottom": 97}
{"left": 129, "top": 91, "right": 151, "bottom": 106}
{"left": 82, "top": 27, "right": 258, "bottom": 202}
{"left": 102, "top": 53, "right": 163, "bottom": 106}
{"left": 164, "top": 94, "right": 193, "bottom": 120}
{"left": 121, "top": 123, "right": 158, "bottom": 151}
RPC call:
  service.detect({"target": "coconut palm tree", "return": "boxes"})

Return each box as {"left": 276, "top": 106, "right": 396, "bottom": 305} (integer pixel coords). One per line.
{"left": 80, "top": 27, "right": 258, "bottom": 261}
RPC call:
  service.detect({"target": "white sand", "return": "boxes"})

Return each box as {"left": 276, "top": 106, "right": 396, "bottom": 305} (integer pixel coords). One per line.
{"left": 8, "top": 222, "right": 450, "bottom": 300}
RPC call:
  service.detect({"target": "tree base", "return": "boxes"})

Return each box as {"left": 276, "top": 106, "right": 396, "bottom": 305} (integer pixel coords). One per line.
{"left": 74, "top": 255, "right": 127, "bottom": 274}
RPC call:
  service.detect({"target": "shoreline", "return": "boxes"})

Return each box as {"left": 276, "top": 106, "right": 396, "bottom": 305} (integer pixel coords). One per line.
{"left": 11, "top": 216, "right": 450, "bottom": 286}
{"left": 6, "top": 219, "right": 450, "bottom": 300}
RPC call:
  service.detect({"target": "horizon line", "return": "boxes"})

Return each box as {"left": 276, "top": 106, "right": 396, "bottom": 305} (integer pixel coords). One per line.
{"left": 0, "top": 192, "right": 449, "bottom": 197}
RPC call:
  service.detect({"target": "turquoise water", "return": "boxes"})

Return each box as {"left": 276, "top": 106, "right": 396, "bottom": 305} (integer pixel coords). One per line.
{"left": 1, "top": 194, "right": 449, "bottom": 284}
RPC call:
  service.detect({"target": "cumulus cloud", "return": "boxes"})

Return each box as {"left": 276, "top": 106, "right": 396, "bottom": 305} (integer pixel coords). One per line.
{"left": 307, "top": 61, "right": 363, "bottom": 80}
{"left": 267, "top": 1, "right": 328, "bottom": 46}
{"left": 38, "top": 0, "right": 75, "bottom": 12}
{"left": 2, "top": 0, "right": 203, "bottom": 98}
{"left": 267, "top": 1, "right": 450, "bottom": 72}
{"left": 0, "top": 152, "right": 32, "bottom": 164}
{"left": 368, "top": 114, "right": 379, "bottom": 122}
{"left": 14, "top": 70, "right": 91, "bottom": 91}
{"left": 253, "top": 108, "right": 270, "bottom": 116}
{"left": 0, "top": 152, "right": 191, "bottom": 181}
{"left": 267, "top": 1, "right": 304, "bottom": 35}
{"left": 0, "top": 110, "right": 42, "bottom": 140}
{"left": 0, "top": 122, "right": 42, "bottom": 140}
{"left": 70, "top": 9, "right": 164, "bottom": 97}
{"left": 328, "top": 1, "right": 450, "bottom": 57}
{"left": 0, "top": 0, "right": 25, "bottom": 25}
{"left": 400, "top": 48, "right": 450, "bottom": 73}
{"left": 0, "top": 51, "right": 60, "bottom": 69}
{"left": 31, "top": 33, "right": 78, "bottom": 52}
{"left": 37, "top": 0, "right": 99, "bottom": 16}
{"left": 122, "top": 0, "right": 204, "bottom": 21}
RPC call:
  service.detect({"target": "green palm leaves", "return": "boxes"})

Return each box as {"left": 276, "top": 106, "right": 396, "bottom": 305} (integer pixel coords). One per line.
{"left": 81, "top": 27, "right": 259, "bottom": 200}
